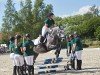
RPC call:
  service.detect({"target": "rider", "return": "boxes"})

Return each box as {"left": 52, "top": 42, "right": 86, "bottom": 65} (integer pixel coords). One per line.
{"left": 41, "top": 12, "right": 55, "bottom": 51}
{"left": 42, "top": 12, "right": 55, "bottom": 39}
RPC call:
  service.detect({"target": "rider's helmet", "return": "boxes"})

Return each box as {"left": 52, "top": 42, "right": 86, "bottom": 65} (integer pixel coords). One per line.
{"left": 73, "top": 31, "right": 79, "bottom": 37}
{"left": 69, "top": 34, "right": 74, "bottom": 39}
{"left": 25, "top": 33, "right": 30, "bottom": 38}
{"left": 47, "top": 12, "right": 54, "bottom": 17}
{"left": 9, "top": 37, "right": 15, "bottom": 42}
{"left": 15, "top": 34, "right": 21, "bottom": 40}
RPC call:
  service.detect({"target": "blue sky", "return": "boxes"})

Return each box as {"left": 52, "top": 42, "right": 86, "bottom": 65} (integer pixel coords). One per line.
{"left": 45, "top": 0, "right": 100, "bottom": 16}
{"left": 0, "top": 0, "right": 100, "bottom": 29}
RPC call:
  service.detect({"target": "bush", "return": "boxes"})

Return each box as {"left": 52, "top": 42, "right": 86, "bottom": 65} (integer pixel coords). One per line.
{"left": 95, "top": 26, "right": 100, "bottom": 40}
{"left": 83, "top": 38, "right": 100, "bottom": 48}
{"left": 82, "top": 44, "right": 89, "bottom": 48}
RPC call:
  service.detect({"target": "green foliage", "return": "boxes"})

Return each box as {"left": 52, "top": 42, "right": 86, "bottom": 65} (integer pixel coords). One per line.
{"left": 1, "top": 0, "right": 16, "bottom": 43}
{"left": 61, "top": 40, "right": 67, "bottom": 48}
{"left": 95, "top": 26, "right": 100, "bottom": 40}
{"left": 81, "top": 17, "right": 100, "bottom": 38}
{"left": 1, "top": 0, "right": 53, "bottom": 42}
{"left": 54, "top": 17, "right": 63, "bottom": 26}
{"left": 54, "top": 5, "right": 100, "bottom": 47}
{"left": 89, "top": 5, "right": 99, "bottom": 16}
{"left": 55, "top": 5, "right": 100, "bottom": 38}
{"left": 54, "top": 5, "right": 100, "bottom": 39}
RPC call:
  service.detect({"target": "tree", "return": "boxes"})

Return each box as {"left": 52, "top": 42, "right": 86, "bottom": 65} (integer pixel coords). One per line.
{"left": 12, "top": 0, "right": 53, "bottom": 38}
{"left": 12, "top": 0, "right": 34, "bottom": 35}
{"left": 33, "top": 0, "right": 44, "bottom": 22}
{"left": 1, "top": 0, "right": 53, "bottom": 41}
{"left": 1, "top": 0, "right": 16, "bottom": 43}
{"left": 32, "top": 0, "right": 53, "bottom": 38}
{"left": 61, "top": 15, "right": 84, "bottom": 35}
{"left": 54, "top": 17, "right": 62, "bottom": 26}
{"left": 21, "top": 0, "right": 33, "bottom": 34}
{"left": 89, "top": 5, "right": 99, "bottom": 16}
{"left": 95, "top": 26, "right": 100, "bottom": 40}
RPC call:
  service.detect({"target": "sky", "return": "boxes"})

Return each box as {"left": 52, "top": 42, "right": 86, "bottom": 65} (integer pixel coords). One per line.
{"left": 0, "top": 0, "right": 100, "bottom": 29}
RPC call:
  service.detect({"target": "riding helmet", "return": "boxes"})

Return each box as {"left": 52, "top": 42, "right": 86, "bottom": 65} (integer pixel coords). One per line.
{"left": 15, "top": 34, "right": 21, "bottom": 40}
{"left": 25, "top": 33, "right": 30, "bottom": 38}
{"left": 47, "top": 12, "right": 54, "bottom": 17}
{"left": 9, "top": 37, "right": 15, "bottom": 41}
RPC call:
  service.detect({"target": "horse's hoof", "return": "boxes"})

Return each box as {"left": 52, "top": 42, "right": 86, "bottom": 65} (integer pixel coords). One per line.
{"left": 51, "top": 58, "right": 56, "bottom": 63}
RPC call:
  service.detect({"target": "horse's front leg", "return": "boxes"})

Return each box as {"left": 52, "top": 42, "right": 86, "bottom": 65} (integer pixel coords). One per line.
{"left": 55, "top": 44, "right": 61, "bottom": 58}
{"left": 33, "top": 53, "right": 39, "bottom": 63}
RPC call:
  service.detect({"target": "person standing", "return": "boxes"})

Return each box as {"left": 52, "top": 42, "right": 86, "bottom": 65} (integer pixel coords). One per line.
{"left": 14, "top": 35, "right": 24, "bottom": 75}
{"left": 66, "top": 35, "right": 72, "bottom": 56}
{"left": 70, "top": 35, "right": 76, "bottom": 70}
{"left": 73, "top": 32, "right": 83, "bottom": 70}
{"left": 9, "top": 37, "right": 17, "bottom": 75}
{"left": 23, "top": 34, "right": 35, "bottom": 75}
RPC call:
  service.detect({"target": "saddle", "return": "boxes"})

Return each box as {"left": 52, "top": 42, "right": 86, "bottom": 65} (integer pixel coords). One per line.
{"left": 33, "top": 36, "right": 49, "bottom": 53}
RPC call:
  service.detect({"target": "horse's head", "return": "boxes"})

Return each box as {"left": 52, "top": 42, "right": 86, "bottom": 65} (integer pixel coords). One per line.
{"left": 46, "top": 26, "right": 62, "bottom": 46}
{"left": 50, "top": 26, "right": 65, "bottom": 38}
{"left": 50, "top": 26, "right": 60, "bottom": 36}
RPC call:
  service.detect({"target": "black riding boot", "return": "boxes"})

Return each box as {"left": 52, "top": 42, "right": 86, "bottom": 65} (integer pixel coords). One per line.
{"left": 23, "top": 65, "right": 27, "bottom": 75}
{"left": 40, "top": 36, "right": 46, "bottom": 43}
{"left": 77, "top": 60, "right": 82, "bottom": 70}
{"left": 13, "top": 66, "right": 17, "bottom": 75}
{"left": 71, "top": 59, "right": 75, "bottom": 69}
{"left": 23, "top": 61, "right": 27, "bottom": 75}
{"left": 31, "top": 65, "right": 34, "bottom": 75}
{"left": 20, "top": 66, "right": 25, "bottom": 75}
{"left": 16, "top": 66, "right": 21, "bottom": 75}
{"left": 27, "top": 65, "right": 31, "bottom": 75}
{"left": 27, "top": 65, "right": 34, "bottom": 75}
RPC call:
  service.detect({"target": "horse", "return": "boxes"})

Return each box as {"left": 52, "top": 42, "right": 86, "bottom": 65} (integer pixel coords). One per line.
{"left": 33, "top": 26, "right": 63, "bottom": 60}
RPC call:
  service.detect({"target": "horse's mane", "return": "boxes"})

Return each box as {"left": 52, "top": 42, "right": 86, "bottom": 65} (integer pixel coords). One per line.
{"left": 51, "top": 26, "right": 60, "bottom": 35}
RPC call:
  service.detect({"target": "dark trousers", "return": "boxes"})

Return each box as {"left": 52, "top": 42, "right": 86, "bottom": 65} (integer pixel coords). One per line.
{"left": 77, "top": 60, "right": 82, "bottom": 70}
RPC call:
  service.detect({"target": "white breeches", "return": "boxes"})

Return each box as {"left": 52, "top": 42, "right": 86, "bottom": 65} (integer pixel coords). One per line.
{"left": 34, "top": 37, "right": 41, "bottom": 45}
{"left": 14, "top": 54, "right": 24, "bottom": 66}
{"left": 75, "top": 50, "right": 82, "bottom": 60}
{"left": 69, "top": 52, "right": 76, "bottom": 60}
{"left": 42, "top": 26, "right": 50, "bottom": 37}
{"left": 25, "top": 56, "right": 34, "bottom": 65}
{"left": 68, "top": 50, "right": 82, "bottom": 60}
{"left": 10, "top": 53, "right": 16, "bottom": 66}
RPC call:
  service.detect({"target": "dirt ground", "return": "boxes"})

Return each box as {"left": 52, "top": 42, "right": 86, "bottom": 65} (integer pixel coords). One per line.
{"left": 0, "top": 48, "right": 100, "bottom": 75}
